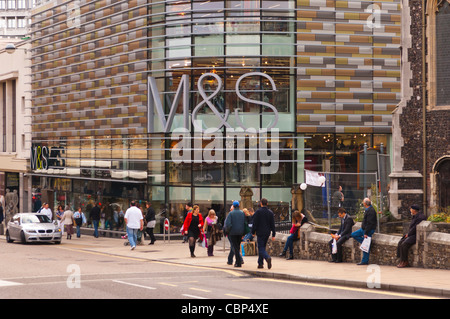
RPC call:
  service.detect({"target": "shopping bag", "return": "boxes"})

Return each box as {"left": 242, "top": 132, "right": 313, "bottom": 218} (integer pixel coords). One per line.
{"left": 360, "top": 236, "right": 372, "bottom": 253}
{"left": 202, "top": 236, "right": 207, "bottom": 248}
{"left": 331, "top": 238, "right": 337, "bottom": 254}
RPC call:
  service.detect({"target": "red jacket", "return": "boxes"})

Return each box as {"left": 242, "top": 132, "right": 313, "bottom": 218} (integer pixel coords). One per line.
{"left": 182, "top": 212, "right": 204, "bottom": 239}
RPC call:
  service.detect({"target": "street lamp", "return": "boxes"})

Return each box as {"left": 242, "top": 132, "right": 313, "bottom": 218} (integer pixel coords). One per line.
{"left": 5, "top": 43, "right": 16, "bottom": 54}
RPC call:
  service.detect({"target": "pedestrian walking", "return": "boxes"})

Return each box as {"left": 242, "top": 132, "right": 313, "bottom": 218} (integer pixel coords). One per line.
{"left": 351, "top": 198, "right": 377, "bottom": 265}
{"left": 396, "top": 205, "right": 426, "bottom": 268}
{"left": 124, "top": 201, "right": 144, "bottom": 250}
{"left": 252, "top": 198, "right": 276, "bottom": 269}
{"left": 279, "top": 209, "right": 308, "bottom": 260}
{"left": 224, "top": 205, "right": 243, "bottom": 266}
{"left": 328, "top": 208, "right": 354, "bottom": 263}
{"left": 73, "top": 207, "right": 85, "bottom": 238}
{"left": 56, "top": 205, "right": 64, "bottom": 235}
{"left": 203, "top": 209, "right": 221, "bottom": 256}
{"left": 90, "top": 203, "right": 101, "bottom": 238}
{"left": 182, "top": 205, "right": 204, "bottom": 257}
{"left": 224, "top": 201, "right": 246, "bottom": 267}
{"left": 60, "top": 206, "right": 74, "bottom": 240}
{"left": 145, "top": 201, "right": 156, "bottom": 245}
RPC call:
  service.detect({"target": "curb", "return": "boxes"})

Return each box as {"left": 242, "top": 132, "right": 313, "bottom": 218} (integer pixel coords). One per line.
{"left": 236, "top": 268, "right": 450, "bottom": 298}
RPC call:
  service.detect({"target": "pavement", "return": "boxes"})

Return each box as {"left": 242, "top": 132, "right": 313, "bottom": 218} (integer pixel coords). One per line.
{"left": 54, "top": 233, "right": 450, "bottom": 298}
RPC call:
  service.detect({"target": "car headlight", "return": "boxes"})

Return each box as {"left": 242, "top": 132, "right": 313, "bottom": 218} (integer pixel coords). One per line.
{"left": 27, "top": 230, "right": 36, "bottom": 233}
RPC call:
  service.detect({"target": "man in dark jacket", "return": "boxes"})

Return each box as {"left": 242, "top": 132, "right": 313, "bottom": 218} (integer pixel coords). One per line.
{"left": 329, "top": 208, "right": 354, "bottom": 263}
{"left": 396, "top": 205, "right": 426, "bottom": 268}
{"left": 252, "top": 198, "right": 276, "bottom": 269}
{"left": 351, "top": 198, "right": 377, "bottom": 265}
{"left": 90, "top": 203, "right": 101, "bottom": 238}
{"left": 145, "top": 201, "right": 156, "bottom": 245}
{"left": 225, "top": 201, "right": 246, "bottom": 267}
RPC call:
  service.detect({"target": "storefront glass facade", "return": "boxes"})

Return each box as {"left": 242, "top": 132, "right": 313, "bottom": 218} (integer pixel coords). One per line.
{"left": 29, "top": 0, "right": 399, "bottom": 232}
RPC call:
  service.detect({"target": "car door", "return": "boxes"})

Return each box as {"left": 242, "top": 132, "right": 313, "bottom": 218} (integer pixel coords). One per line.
{"left": 8, "top": 215, "right": 21, "bottom": 240}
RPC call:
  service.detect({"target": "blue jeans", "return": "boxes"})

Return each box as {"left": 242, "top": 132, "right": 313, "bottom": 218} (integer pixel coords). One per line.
{"left": 351, "top": 228, "right": 375, "bottom": 264}
{"left": 257, "top": 234, "right": 270, "bottom": 266}
{"left": 283, "top": 233, "right": 298, "bottom": 255}
{"left": 76, "top": 225, "right": 81, "bottom": 238}
{"left": 93, "top": 220, "right": 99, "bottom": 238}
{"left": 127, "top": 227, "right": 139, "bottom": 248}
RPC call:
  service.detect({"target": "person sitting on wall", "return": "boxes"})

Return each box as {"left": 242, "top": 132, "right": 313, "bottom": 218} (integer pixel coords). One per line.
{"left": 396, "top": 205, "right": 426, "bottom": 268}
{"left": 329, "top": 208, "right": 354, "bottom": 263}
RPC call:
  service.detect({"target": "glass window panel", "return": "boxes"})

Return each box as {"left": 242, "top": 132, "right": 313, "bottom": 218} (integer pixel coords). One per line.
{"left": 261, "top": 135, "right": 294, "bottom": 186}
{"left": 168, "top": 186, "right": 191, "bottom": 230}
{"left": 166, "top": 1, "right": 191, "bottom": 21}
{"left": 66, "top": 137, "right": 80, "bottom": 170}
{"left": 226, "top": 0, "right": 260, "bottom": 16}
{"left": 148, "top": 134, "right": 165, "bottom": 184}
{"left": 193, "top": 0, "right": 225, "bottom": 18}
{"left": 226, "top": 187, "right": 260, "bottom": 205}
{"left": 226, "top": 18, "right": 260, "bottom": 32}
{"left": 168, "top": 135, "right": 191, "bottom": 185}
{"left": 193, "top": 21, "right": 224, "bottom": 34}
{"left": 261, "top": 188, "right": 292, "bottom": 222}
{"left": 226, "top": 35, "right": 260, "bottom": 56}
{"left": 111, "top": 136, "right": 128, "bottom": 170}
{"left": 194, "top": 34, "right": 224, "bottom": 56}
{"left": 262, "top": 0, "right": 295, "bottom": 16}
{"left": 262, "top": 34, "right": 294, "bottom": 56}
{"left": 166, "top": 24, "right": 191, "bottom": 37}
{"left": 167, "top": 37, "right": 191, "bottom": 58}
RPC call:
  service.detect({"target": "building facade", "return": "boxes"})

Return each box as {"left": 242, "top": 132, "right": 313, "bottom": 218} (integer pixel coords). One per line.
{"left": 0, "top": 0, "right": 36, "bottom": 38}
{"left": 29, "top": 0, "right": 400, "bottom": 232}
{"left": 390, "top": 0, "right": 450, "bottom": 218}
{"left": 0, "top": 38, "right": 32, "bottom": 224}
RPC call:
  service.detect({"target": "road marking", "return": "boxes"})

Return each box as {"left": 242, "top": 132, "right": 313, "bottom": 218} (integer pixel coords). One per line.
{"left": 0, "top": 280, "right": 23, "bottom": 287}
{"left": 159, "top": 282, "right": 178, "bottom": 287}
{"left": 112, "top": 280, "right": 156, "bottom": 290}
{"left": 182, "top": 294, "right": 208, "bottom": 299}
{"left": 256, "top": 278, "right": 441, "bottom": 299}
{"left": 225, "top": 293, "right": 251, "bottom": 299}
{"left": 56, "top": 246, "right": 243, "bottom": 277}
{"left": 189, "top": 287, "right": 211, "bottom": 293}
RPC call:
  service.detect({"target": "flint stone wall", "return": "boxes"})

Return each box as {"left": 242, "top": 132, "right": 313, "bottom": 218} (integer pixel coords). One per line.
{"left": 267, "top": 221, "right": 450, "bottom": 269}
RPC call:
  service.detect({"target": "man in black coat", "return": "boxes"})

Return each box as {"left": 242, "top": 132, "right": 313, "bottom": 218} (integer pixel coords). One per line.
{"left": 351, "top": 198, "right": 377, "bottom": 265}
{"left": 90, "top": 203, "right": 101, "bottom": 238}
{"left": 251, "top": 198, "right": 276, "bottom": 269}
{"left": 396, "top": 205, "right": 426, "bottom": 268}
{"left": 329, "top": 208, "right": 354, "bottom": 263}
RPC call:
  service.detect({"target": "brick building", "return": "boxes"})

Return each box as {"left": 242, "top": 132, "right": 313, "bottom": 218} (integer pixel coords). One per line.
{"left": 390, "top": 0, "right": 450, "bottom": 218}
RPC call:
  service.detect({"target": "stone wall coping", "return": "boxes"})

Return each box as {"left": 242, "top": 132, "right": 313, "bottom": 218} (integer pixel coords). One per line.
{"left": 427, "top": 232, "right": 450, "bottom": 245}
{"left": 372, "top": 233, "right": 402, "bottom": 246}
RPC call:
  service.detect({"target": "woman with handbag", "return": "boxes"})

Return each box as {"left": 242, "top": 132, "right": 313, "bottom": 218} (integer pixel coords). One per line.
{"left": 203, "top": 209, "right": 222, "bottom": 256}
{"left": 279, "top": 210, "right": 308, "bottom": 260}
{"left": 182, "top": 205, "right": 204, "bottom": 257}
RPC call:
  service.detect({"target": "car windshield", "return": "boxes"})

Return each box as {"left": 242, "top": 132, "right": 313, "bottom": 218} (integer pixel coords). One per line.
{"left": 22, "top": 215, "right": 52, "bottom": 224}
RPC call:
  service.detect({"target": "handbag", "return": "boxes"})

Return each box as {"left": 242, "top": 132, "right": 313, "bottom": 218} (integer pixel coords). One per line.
{"left": 360, "top": 236, "right": 372, "bottom": 253}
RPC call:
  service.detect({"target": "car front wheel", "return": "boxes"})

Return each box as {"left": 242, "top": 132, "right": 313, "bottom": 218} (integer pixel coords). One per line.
{"left": 20, "top": 231, "right": 27, "bottom": 244}
{"left": 6, "top": 230, "right": 13, "bottom": 243}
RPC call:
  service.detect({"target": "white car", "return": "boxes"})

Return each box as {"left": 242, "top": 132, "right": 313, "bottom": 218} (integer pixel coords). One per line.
{"left": 6, "top": 213, "right": 62, "bottom": 244}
